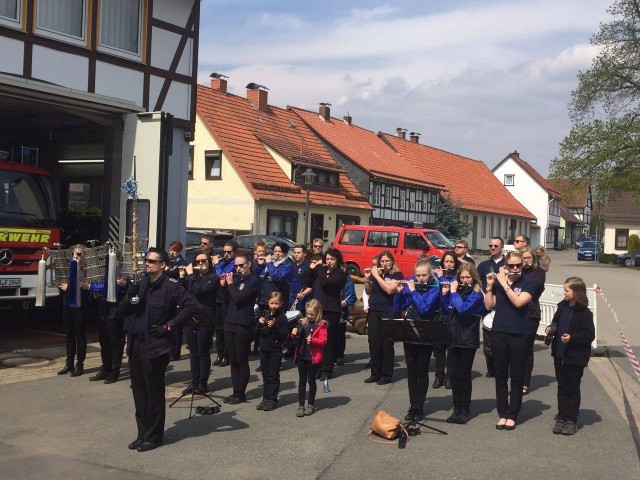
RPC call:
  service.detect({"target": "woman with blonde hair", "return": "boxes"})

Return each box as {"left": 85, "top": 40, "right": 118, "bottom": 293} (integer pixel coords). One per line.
{"left": 534, "top": 245, "right": 551, "bottom": 272}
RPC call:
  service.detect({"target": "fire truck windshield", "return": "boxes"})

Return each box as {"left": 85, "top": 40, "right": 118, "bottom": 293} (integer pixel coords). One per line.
{"left": 1, "top": 169, "right": 59, "bottom": 227}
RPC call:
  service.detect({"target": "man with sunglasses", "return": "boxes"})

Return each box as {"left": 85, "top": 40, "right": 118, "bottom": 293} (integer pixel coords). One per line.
{"left": 477, "top": 236, "right": 505, "bottom": 378}
{"left": 454, "top": 240, "right": 475, "bottom": 265}
{"left": 117, "top": 248, "right": 197, "bottom": 452}
{"left": 212, "top": 241, "right": 238, "bottom": 367}
{"left": 514, "top": 234, "right": 530, "bottom": 253}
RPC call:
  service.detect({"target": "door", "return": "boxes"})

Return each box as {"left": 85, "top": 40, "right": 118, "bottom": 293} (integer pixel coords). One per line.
{"left": 311, "top": 213, "right": 324, "bottom": 241}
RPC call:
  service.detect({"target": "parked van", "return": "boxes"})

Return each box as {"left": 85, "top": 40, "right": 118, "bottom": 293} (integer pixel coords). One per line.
{"left": 332, "top": 225, "right": 455, "bottom": 277}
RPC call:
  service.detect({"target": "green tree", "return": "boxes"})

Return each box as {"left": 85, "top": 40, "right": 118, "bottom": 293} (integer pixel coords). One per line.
{"left": 435, "top": 196, "right": 471, "bottom": 240}
{"left": 629, "top": 233, "right": 640, "bottom": 252}
{"left": 551, "top": 0, "right": 640, "bottom": 201}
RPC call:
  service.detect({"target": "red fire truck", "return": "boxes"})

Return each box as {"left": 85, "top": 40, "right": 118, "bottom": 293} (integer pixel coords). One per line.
{"left": 0, "top": 161, "right": 60, "bottom": 313}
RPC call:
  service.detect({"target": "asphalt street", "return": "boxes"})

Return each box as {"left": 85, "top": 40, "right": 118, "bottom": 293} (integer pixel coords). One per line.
{"left": 0, "top": 249, "right": 638, "bottom": 480}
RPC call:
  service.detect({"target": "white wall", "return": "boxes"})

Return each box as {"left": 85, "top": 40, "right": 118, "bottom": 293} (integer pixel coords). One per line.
{"left": 603, "top": 222, "right": 640, "bottom": 254}
{"left": 0, "top": 36, "right": 23, "bottom": 75}
{"left": 32, "top": 46, "right": 88, "bottom": 91}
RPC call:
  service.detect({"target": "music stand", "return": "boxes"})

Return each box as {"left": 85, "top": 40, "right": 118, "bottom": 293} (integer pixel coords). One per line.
{"left": 169, "top": 386, "right": 222, "bottom": 419}
{"left": 380, "top": 315, "right": 449, "bottom": 436}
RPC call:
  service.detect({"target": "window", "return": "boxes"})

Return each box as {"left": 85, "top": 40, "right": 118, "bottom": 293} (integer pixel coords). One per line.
{"left": 367, "top": 231, "right": 399, "bottom": 248}
{"left": 0, "top": 0, "right": 20, "bottom": 25}
{"left": 67, "top": 182, "right": 91, "bottom": 211}
{"left": 481, "top": 216, "right": 487, "bottom": 238}
{"left": 100, "top": 0, "right": 142, "bottom": 56}
{"left": 409, "top": 191, "right": 416, "bottom": 210}
{"left": 205, "top": 150, "right": 221, "bottom": 180}
{"left": 400, "top": 190, "right": 406, "bottom": 209}
{"left": 338, "top": 228, "right": 364, "bottom": 246}
{"left": 404, "top": 233, "right": 429, "bottom": 251}
{"left": 37, "top": 0, "right": 86, "bottom": 42}
{"left": 385, "top": 186, "right": 392, "bottom": 207}
{"left": 373, "top": 185, "right": 381, "bottom": 206}
{"left": 490, "top": 217, "right": 494, "bottom": 236}
{"left": 504, "top": 174, "right": 514, "bottom": 186}
{"left": 188, "top": 146, "right": 193, "bottom": 180}
{"left": 497, "top": 218, "right": 502, "bottom": 238}
{"left": 615, "top": 229, "right": 629, "bottom": 250}
{"left": 266, "top": 210, "right": 297, "bottom": 240}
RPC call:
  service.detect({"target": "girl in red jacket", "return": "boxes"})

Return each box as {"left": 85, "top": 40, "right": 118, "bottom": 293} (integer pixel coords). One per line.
{"left": 291, "top": 299, "right": 328, "bottom": 417}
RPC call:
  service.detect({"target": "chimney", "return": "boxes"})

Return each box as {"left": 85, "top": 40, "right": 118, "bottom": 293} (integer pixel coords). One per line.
{"left": 210, "top": 73, "right": 228, "bottom": 93}
{"left": 409, "top": 132, "right": 420, "bottom": 144}
{"left": 396, "top": 127, "right": 407, "bottom": 140}
{"left": 343, "top": 111, "right": 352, "bottom": 126}
{"left": 511, "top": 150, "right": 520, "bottom": 160}
{"left": 246, "top": 83, "right": 269, "bottom": 113}
{"left": 319, "top": 102, "right": 332, "bottom": 122}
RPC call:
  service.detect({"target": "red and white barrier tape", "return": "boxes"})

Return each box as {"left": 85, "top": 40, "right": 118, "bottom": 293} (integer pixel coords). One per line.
{"left": 594, "top": 284, "right": 640, "bottom": 383}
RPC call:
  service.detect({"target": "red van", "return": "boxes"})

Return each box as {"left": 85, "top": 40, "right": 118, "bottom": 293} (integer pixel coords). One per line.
{"left": 332, "top": 225, "right": 455, "bottom": 277}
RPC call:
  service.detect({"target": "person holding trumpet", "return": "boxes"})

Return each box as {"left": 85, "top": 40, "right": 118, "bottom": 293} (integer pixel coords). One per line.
{"left": 484, "top": 251, "right": 535, "bottom": 431}
{"left": 363, "top": 250, "right": 404, "bottom": 385}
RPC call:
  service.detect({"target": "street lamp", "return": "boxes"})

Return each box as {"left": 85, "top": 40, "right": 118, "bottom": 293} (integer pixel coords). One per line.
{"left": 301, "top": 167, "right": 317, "bottom": 244}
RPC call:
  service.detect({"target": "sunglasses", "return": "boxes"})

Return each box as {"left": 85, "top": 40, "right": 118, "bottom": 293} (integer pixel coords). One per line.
{"left": 455, "top": 246, "right": 465, "bottom": 249}
{"left": 74, "top": 252, "right": 83, "bottom": 257}
{"left": 223, "top": 250, "right": 233, "bottom": 254}
{"left": 489, "top": 244, "right": 501, "bottom": 248}
{"left": 235, "top": 262, "right": 248, "bottom": 268}
{"left": 514, "top": 239, "right": 525, "bottom": 244}
{"left": 506, "top": 263, "right": 523, "bottom": 269}
{"left": 145, "top": 258, "right": 161, "bottom": 264}
{"left": 195, "top": 259, "right": 208, "bottom": 264}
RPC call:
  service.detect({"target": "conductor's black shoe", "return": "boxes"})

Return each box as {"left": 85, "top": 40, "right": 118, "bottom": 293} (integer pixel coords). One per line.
{"left": 213, "top": 356, "right": 222, "bottom": 366}
{"left": 57, "top": 365, "right": 74, "bottom": 375}
{"left": 377, "top": 377, "right": 392, "bottom": 385}
{"left": 446, "top": 410, "right": 461, "bottom": 424}
{"left": 364, "top": 376, "right": 380, "bottom": 384}
{"left": 70, "top": 364, "right": 84, "bottom": 377}
{"left": 104, "top": 374, "right": 119, "bottom": 384}
{"left": 137, "top": 441, "right": 160, "bottom": 452}
{"left": 445, "top": 378, "right": 452, "bottom": 389}
{"left": 456, "top": 410, "right": 470, "bottom": 424}
{"left": 89, "top": 371, "right": 108, "bottom": 381}
{"left": 128, "top": 439, "right": 143, "bottom": 450}
{"left": 218, "top": 358, "right": 229, "bottom": 367}
{"left": 432, "top": 377, "right": 444, "bottom": 389}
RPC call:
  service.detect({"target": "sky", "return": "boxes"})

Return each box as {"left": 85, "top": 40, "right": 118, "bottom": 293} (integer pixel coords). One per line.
{"left": 198, "top": 0, "right": 613, "bottom": 175}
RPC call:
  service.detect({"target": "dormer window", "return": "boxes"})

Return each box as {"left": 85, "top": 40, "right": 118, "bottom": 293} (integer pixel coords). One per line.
{"left": 504, "top": 174, "right": 515, "bottom": 186}
{"left": 293, "top": 166, "right": 339, "bottom": 188}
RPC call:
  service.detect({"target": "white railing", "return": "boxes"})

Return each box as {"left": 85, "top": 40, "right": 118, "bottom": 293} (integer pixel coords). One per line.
{"left": 538, "top": 283, "right": 598, "bottom": 348}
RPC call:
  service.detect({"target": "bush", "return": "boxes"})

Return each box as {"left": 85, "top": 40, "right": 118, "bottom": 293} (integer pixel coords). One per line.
{"left": 628, "top": 234, "right": 640, "bottom": 253}
{"left": 598, "top": 253, "right": 618, "bottom": 264}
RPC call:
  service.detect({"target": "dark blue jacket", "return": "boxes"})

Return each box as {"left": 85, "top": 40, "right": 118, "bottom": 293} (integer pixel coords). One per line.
{"left": 225, "top": 274, "right": 261, "bottom": 328}
{"left": 549, "top": 300, "right": 595, "bottom": 367}
{"left": 441, "top": 289, "right": 485, "bottom": 348}
{"left": 183, "top": 272, "right": 219, "bottom": 327}
{"left": 258, "top": 258, "right": 295, "bottom": 308}
{"left": 289, "top": 260, "right": 310, "bottom": 307}
{"left": 256, "top": 307, "right": 289, "bottom": 351}
{"left": 393, "top": 276, "right": 441, "bottom": 320}
{"left": 341, "top": 274, "right": 357, "bottom": 308}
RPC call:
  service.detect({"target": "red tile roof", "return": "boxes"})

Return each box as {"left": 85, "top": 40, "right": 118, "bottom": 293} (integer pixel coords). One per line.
{"left": 289, "top": 107, "right": 445, "bottom": 191}
{"left": 603, "top": 192, "right": 640, "bottom": 222}
{"left": 380, "top": 135, "right": 536, "bottom": 219}
{"left": 196, "top": 85, "right": 371, "bottom": 209}
{"left": 549, "top": 178, "right": 589, "bottom": 208}
{"left": 500, "top": 152, "right": 562, "bottom": 198}
{"left": 559, "top": 205, "right": 581, "bottom": 224}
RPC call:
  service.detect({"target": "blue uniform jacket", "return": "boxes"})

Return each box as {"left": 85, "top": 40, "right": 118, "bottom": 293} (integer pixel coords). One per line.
{"left": 441, "top": 289, "right": 485, "bottom": 349}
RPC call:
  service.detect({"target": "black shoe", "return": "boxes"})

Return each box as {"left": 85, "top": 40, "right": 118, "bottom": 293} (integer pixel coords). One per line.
{"left": 226, "top": 395, "right": 246, "bottom": 405}
{"left": 455, "top": 410, "right": 470, "bottom": 424}
{"left": 263, "top": 400, "right": 277, "bottom": 411}
{"left": 404, "top": 409, "right": 415, "bottom": 422}
{"left": 412, "top": 411, "right": 425, "bottom": 422}
{"left": 377, "top": 377, "right": 392, "bottom": 385}
{"left": 70, "top": 364, "right": 84, "bottom": 377}
{"left": 104, "top": 374, "right": 119, "bottom": 384}
{"left": 89, "top": 371, "right": 108, "bottom": 381}
{"left": 364, "top": 376, "right": 380, "bottom": 384}
{"left": 433, "top": 377, "right": 444, "bottom": 389}
{"left": 218, "top": 359, "right": 229, "bottom": 367}
{"left": 336, "top": 357, "right": 345, "bottom": 366}
{"left": 213, "top": 356, "right": 222, "bottom": 366}
{"left": 445, "top": 378, "right": 452, "bottom": 390}
{"left": 128, "top": 439, "right": 143, "bottom": 450}
{"left": 446, "top": 410, "right": 460, "bottom": 424}
{"left": 137, "top": 441, "right": 160, "bottom": 452}
{"left": 256, "top": 399, "right": 267, "bottom": 410}
{"left": 223, "top": 394, "right": 237, "bottom": 403}
{"left": 182, "top": 384, "right": 195, "bottom": 395}
{"left": 197, "top": 382, "right": 208, "bottom": 393}
{"left": 57, "top": 365, "right": 74, "bottom": 375}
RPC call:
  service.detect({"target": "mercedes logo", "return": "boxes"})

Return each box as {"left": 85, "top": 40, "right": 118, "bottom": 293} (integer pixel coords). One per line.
{"left": 0, "top": 249, "right": 13, "bottom": 266}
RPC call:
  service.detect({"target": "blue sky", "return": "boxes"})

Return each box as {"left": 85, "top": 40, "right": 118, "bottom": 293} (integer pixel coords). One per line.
{"left": 199, "top": 0, "right": 612, "bottom": 175}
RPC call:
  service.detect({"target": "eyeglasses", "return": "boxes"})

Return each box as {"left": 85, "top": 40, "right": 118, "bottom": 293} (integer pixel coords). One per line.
{"left": 455, "top": 246, "right": 465, "bottom": 249}
{"left": 489, "top": 244, "right": 501, "bottom": 249}
{"left": 514, "top": 239, "right": 524, "bottom": 244}
{"left": 223, "top": 250, "right": 233, "bottom": 254}
{"left": 195, "top": 259, "right": 208, "bottom": 264}
{"left": 506, "top": 263, "right": 523, "bottom": 269}
{"left": 235, "top": 262, "right": 248, "bottom": 268}
{"left": 313, "top": 244, "right": 323, "bottom": 249}
{"left": 145, "top": 258, "right": 161, "bottom": 264}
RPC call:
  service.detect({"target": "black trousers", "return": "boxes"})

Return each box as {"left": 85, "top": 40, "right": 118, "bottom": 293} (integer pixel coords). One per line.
{"left": 260, "top": 347, "right": 283, "bottom": 401}
{"left": 224, "top": 323, "right": 252, "bottom": 397}
{"left": 482, "top": 327, "right": 494, "bottom": 375}
{"left": 321, "top": 311, "right": 341, "bottom": 378}
{"left": 63, "top": 306, "right": 87, "bottom": 366}
{"left": 433, "top": 344, "right": 451, "bottom": 379}
{"left": 554, "top": 358, "right": 585, "bottom": 423}
{"left": 403, "top": 343, "right": 434, "bottom": 413}
{"left": 129, "top": 337, "right": 169, "bottom": 445}
{"left": 449, "top": 347, "right": 477, "bottom": 412}
{"left": 169, "top": 325, "right": 183, "bottom": 360}
{"left": 367, "top": 309, "right": 395, "bottom": 380}
{"left": 297, "top": 358, "right": 319, "bottom": 406}
{"left": 184, "top": 326, "right": 213, "bottom": 387}
{"left": 214, "top": 303, "right": 229, "bottom": 359}
{"left": 96, "top": 303, "right": 124, "bottom": 375}
{"left": 491, "top": 331, "right": 531, "bottom": 420}
{"left": 523, "top": 318, "right": 541, "bottom": 387}
{"left": 336, "top": 318, "right": 347, "bottom": 359}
